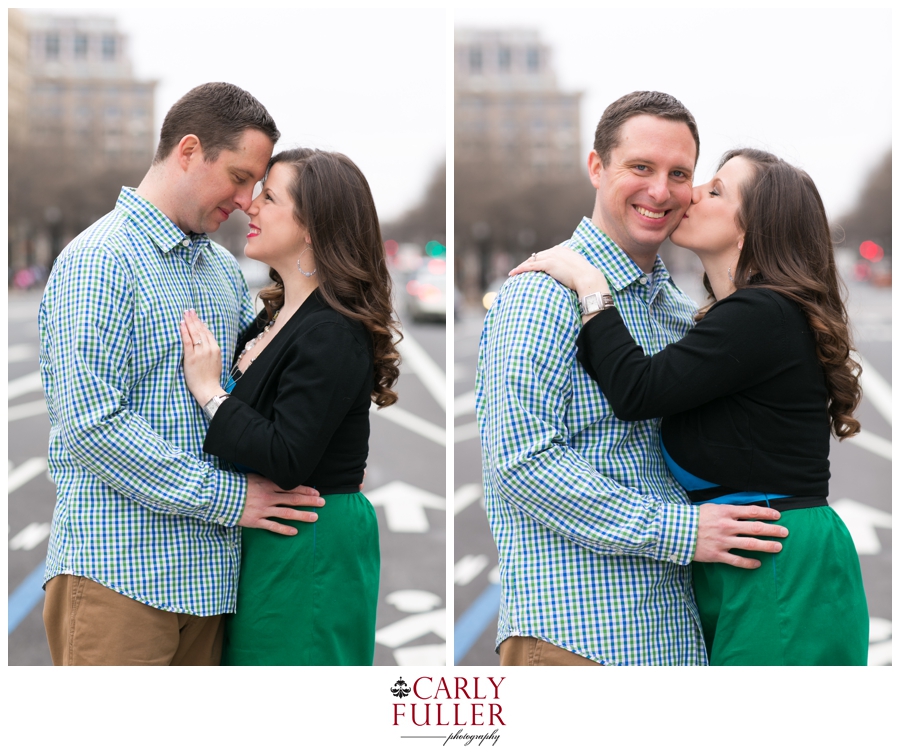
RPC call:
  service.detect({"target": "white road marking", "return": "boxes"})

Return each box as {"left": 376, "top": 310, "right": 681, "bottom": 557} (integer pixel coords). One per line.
{"left": 8, "top": 399, "right": 48, "bottom": 422}
{"left": 488, "top": 565, "right": 500, "bottom": 584}
{"left": 454, "top": 421, "right": 480, "bottom": 443}
{"left": 398, "top": 331, "right": 446, "bottom": 410}
{"left": 455, "top": 554, "right": 489, "bottom": 586}
{"left": 846, "top": 428, "right": 891, "bottom": 461}
{"left": 454, "top": 363, "right": 467, "bottom": 382}
{"left": 855, "top": 352, "right": 892, "bottom": 425}
{"left": 869, "top": 617, "right": 891, "bottom": 643}
{"left": 9, "top": 522, "right": 51, "bottom": 551}
{"left": 8, "top": 371, "right": 43, "bottom": 400}
{"left": 8, "top": 457, "right": 48, "bottom": 493}
{"left": 367, "top": 480, "right": 445, "bottom": 533}
{"left": 868, "top": 641, "right": 892, "bottom": 666}
{"left": 8, "top": 344, "right": 38, "bottom": 363}
{"left": 393, "top": 643, "right": 446, "bottom": 666}
{"left": 454, "top": 390, "right": 476, "bottom": 417}
{"left": 454, "top": 483, "right": 482, "bottom": 515}
{"left": 375, "top": 608, "right": 447, "bottom": 648}
{"left": 831, "top": 498, "right": 892, "bottom": 555}
{"left": 371, "top": 403, "right": 445, "bottom": 446}
{"left": 386, "top": 590, "right": 442, "bottom": 613}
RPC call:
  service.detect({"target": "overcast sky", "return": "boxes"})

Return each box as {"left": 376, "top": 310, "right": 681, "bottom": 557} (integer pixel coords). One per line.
{"left": 455, "top": 7, "right": 891, "bottom": 220}
{"left": 48, "top": 7, "right": 447, "bottom": 223}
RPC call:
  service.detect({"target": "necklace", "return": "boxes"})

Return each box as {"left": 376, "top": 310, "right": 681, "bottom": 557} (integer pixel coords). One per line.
{"left": 227, "top": 309, "right": 280, "bottom": 389}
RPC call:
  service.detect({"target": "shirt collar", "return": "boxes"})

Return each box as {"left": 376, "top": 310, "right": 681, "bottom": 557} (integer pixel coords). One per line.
{"left": 116, "top": 187, "right": 210, "bottom": 255}
{"left": 568, "top": 217, "right": 673, "bottom": 293}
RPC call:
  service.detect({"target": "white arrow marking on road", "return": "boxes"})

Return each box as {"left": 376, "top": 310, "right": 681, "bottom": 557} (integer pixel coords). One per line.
{"left": 831, "top": 498, "right": 892, "bottom": 555}
{"left": 8, "top": 399, "right": 48, "bottom": 423}
{"left": 8, "top": 344, "right": 38, "bottom": 363}
{"left": 855, "top": 352, "right": 892, "bottom": 425}
{"left": 8, "top": 371, "right": 43, "bottom": 400}
{"left": 397, "top": 332, "right": 446, "bottom": 410}
{"left": 375, "top": 608, "right": 447, "bottom": 647}
{"left": 8, "top": 457, "right": 48, "bottom": 493}
{"left": 454, "top": 390, "right": 476, "bottom": 417}
{"left": 367, "top": 480, "right": 445, "bottom": 533}
{"left": 454, "top": 483, "right": 482, "bottom": 515}
{"left": 455, "top": 554, "right": 489, "bottom": 586}
{"left": 454, "top": 421, "right": 480, "bottom": 444}
{"left": 393, "top": 643, "right": 446, "bottom": 666}
{"left": 371, "top": 403, "right": 446, "bottom": 446}
{"left": 9, "top": 522, "right": 52, "bottom": 551}
{"left": 846, "top": 428, "right": 891, "bottom": 461}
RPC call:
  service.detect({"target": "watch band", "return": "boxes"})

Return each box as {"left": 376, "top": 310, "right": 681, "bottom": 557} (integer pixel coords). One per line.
{"left": 203, "top": 394, "right": 230, "bottom": 421}
{"left": 579, "top": 292, "right": 615, "bottom": 316}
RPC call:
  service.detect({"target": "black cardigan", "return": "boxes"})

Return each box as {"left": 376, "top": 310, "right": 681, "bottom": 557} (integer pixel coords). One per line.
{"left": 204, "top": 288, "right": 373, "bottom": 492}
{"left": 576, "top": 288, "right": 831, "bottom": 497}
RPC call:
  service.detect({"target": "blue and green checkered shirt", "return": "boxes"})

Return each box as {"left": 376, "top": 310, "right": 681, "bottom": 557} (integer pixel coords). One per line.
{"left": 39, "top": 188, "right": 257, "bottom": 616}
{"left": 476, "top": 217, "right": 707, "bottom": 665}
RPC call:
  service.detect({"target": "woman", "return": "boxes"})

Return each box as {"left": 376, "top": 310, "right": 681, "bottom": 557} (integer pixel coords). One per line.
{"left": 511, "top": 149, "right": 868, "bottom": 665}
{"left": 178, "top": 148, "right": 400, "bottom": 665}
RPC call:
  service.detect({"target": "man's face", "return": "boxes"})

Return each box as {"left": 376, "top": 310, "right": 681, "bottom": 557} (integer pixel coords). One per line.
{"left": 182, "top": 128, "right": 274, "bottom": 235}
{"left": 589, "top": 114, "right": 697, "bottom": 260}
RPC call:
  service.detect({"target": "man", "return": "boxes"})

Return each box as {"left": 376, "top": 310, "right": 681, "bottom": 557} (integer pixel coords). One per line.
{"left": 476, "top": 91, "right": 788, "bottom": 665}
{"left": 39, "top": 83, "right": 323, "bottom": 665}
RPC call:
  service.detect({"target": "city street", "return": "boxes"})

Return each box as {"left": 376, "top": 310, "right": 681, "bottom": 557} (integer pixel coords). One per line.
{"left": 8, "top": 289, "right": 447, "bottom": 666}
{"left": 453, "top": 275, "right": 892, "bottom": 665}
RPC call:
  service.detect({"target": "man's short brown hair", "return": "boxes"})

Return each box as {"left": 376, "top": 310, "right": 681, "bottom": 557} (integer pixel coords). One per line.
{"left": 153, "top": 82, "right": 280, "bottom": 164}
{"left": 593, "top": 91, "right": 699, "bottom": 167}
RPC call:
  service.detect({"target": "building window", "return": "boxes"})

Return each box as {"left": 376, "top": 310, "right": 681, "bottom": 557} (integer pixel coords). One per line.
{"left": 469, "top": 47, "right": 482, "bottom": 73}
{"left": 74, "top": 34, "right": 88, "bottom": 58}
{"left": 526, "top": 47, "right": 540, "bottom": 72}
{"left": 498, "top": 47, "right": 511, "bottom": 70}
{"left": 102, "top": 35, "right": 116, "bottom": 60}
{"left": 45, "top": 34, "right": 60, "bottom": 60}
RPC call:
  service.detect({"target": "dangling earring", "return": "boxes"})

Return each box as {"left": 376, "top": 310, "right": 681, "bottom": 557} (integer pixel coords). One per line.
{"left": 297, "top": 243, "right": 317, "bottom": 277}
{"left": 727, "top": 267, "right": 734, "bottom": 282}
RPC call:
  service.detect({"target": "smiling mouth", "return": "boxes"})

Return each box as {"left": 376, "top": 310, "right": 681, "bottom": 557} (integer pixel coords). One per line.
{"left": 219, "top": 208, "right": 231, "bottom": 220}
{"left": 247, "top": 224, "right": 260, "bottom": 237}
{"left": 635, "top": 206, "right": 668, "bottom": 220}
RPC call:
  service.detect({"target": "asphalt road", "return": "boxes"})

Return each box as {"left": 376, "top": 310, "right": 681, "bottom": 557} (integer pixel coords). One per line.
{"left": 8, "top": 288, "right": 447, "bottom": 666}
{"left": 453, "top": 275, "right": 892, "bottom": 665}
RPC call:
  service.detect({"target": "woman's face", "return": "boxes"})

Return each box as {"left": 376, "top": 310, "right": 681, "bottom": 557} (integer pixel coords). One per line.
{"left": 670, "top": 155, "right": 754, "bottom": 256}
{"left": 244, "top": 161, "right": 308, "bottom": 270}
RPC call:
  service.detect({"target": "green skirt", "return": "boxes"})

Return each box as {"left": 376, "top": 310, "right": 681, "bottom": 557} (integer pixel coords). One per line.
{"left": 222, "top": 491, "right": 380, "bottom": 666}
{"left": 693, "top": 505, "right": 868, "bottom": 665}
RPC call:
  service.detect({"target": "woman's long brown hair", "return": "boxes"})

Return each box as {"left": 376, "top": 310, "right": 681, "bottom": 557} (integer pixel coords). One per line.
{"left": 699, "top": 148, "right": 861, "bottom": 438}
{"left": 258, "top": 148, "right": 401, "bottom": 407}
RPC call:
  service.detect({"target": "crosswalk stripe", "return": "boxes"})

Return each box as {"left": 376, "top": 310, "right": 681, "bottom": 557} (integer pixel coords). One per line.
{"left": 8, "top": 400, "right": 48, "bottom": 423}
{"left": 8, "top": 371, "right": 43, "bottom": 400}
{"left": 8, "top": 457, "right": 48, "bottom": 493}
{"left": 398, "top": 331, "right": 446, "bottom": 410}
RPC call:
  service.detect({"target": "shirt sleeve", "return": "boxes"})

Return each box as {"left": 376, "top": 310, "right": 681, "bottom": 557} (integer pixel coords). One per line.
{"left": 479, "top": 273, "right": 698, "bottom": 564}
{"left": 203, "top": 319, "right": 370, "bottom": 490}
{"left": 576, "top": 289, "right": 788, "bottom": 421}
{"left": 46, "top": 245, "right": 247, "bottom": 526}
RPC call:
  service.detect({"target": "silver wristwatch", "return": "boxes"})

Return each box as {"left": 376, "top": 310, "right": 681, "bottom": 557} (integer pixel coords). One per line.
{"left": 203, "top": 394, "right": 230, "bottom": 421}
{"left": 579, "top": 292, "right": 615, "bottom": 316}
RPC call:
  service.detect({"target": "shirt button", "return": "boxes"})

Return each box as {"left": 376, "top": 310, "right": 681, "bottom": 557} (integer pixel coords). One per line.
{"left": 669, "top": 554, "right": 679, "bottom": 563}
{"left": 639, "top": 276, "right": 648, "bottom": 285}
{"left": 217, "top": 516, "right": 226, "bottom": 525}
{"left": 182, "top": 239, "right": 190, "bottom": 247}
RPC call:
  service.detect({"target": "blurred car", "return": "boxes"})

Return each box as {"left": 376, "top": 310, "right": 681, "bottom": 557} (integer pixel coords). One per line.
{"left": 403, "top": 259, "right": 447, "bottom": 322}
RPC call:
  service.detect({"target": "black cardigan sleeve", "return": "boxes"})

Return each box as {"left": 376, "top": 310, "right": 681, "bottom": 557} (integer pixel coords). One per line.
{"left": 575, "top": 289, "right": 791, "bottom": 421}
{"left": 203, "top": 319, "right": 369, "bottom": 490}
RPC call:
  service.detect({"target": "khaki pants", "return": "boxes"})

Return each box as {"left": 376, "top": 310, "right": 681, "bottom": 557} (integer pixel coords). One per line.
{"left": 499, "top": 636, "right": 600, "bottom": 666}
{"left": 43, "top": 575, "right": 225, "bottom": 666}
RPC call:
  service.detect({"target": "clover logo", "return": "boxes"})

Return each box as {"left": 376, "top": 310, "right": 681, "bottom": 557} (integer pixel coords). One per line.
{"left": 391, "top": 677, "right": 411, "bottom": 698}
